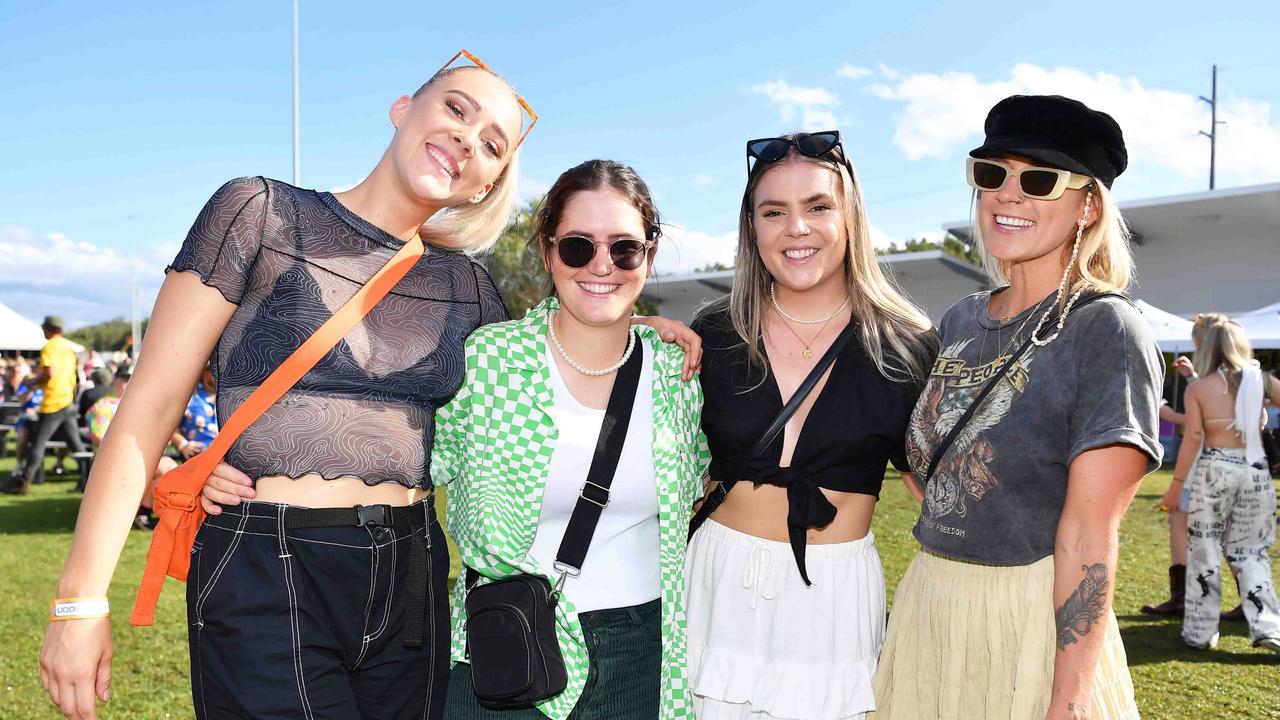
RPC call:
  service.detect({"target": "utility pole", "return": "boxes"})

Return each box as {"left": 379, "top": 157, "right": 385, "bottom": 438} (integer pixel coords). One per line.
{"left": 292, "top": 0, "right": 300, "bottom": 186}
{"left": 1198, "top": 64, "right": 1224, "bottom": 190}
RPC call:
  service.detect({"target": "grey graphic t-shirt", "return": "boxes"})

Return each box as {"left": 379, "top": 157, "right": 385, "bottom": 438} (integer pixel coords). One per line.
{"left": 908, "top": 291, "right": 1163, "bottom": 565}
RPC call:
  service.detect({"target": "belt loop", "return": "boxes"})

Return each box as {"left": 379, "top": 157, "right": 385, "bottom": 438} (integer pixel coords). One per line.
{"left": 276, "top": 504, "right": 291, "bottom": 559}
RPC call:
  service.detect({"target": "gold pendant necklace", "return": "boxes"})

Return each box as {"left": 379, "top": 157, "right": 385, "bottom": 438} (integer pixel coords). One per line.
{"left": 774, "top": 308, "right": 838, "bottom": 359}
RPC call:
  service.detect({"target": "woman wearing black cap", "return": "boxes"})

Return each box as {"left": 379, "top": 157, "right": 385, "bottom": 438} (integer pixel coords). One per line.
{"left": 873, "top": 95, "right": 1162, "bottom": 719}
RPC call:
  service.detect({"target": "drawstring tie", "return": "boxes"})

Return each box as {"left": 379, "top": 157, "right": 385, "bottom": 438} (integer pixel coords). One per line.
{"left": 742, "top": 544, "right": 778, "bottom": 609}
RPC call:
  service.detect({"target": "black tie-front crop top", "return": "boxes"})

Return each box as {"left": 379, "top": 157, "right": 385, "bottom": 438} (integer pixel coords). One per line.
{"left": 168, "top": 177, "right": 509, "bottom": 489}
{"left": 694, "top": 309, "right": 921, "bottom": 583}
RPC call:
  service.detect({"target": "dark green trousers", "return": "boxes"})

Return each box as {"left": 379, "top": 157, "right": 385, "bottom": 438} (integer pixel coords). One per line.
{"left": 444, "top": 598, "right": 661, "bottom": 719}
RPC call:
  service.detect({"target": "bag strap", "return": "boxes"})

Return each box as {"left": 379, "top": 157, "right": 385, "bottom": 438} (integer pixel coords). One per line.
{"left": 182, "top": 236, "right": 426, "bottom": 482}
{"left": 920, "top": 292, "right": 1121, "bottom": 485}
{"left": 550, "top": 336, "right": 645, "bottom": 589}
{"left": 748, "top": 321, "right": 858, "bottom": 459}
{"left": 688, "top": 320, "right": 858, "bottom": 539}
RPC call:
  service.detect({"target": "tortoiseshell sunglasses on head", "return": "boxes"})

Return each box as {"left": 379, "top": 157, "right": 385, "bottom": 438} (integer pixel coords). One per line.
{"left": 436, "top": 49, "right": 538, "bottom": 149}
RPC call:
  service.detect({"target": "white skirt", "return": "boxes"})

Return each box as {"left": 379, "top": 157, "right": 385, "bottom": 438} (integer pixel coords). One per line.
{"left": 685, "top": 519, "right": 885, "bottom": 720}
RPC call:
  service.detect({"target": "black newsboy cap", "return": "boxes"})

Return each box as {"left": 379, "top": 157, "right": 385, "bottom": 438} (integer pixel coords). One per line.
{"left": 970, "top": 95, "right": 1127, "bottom": 188}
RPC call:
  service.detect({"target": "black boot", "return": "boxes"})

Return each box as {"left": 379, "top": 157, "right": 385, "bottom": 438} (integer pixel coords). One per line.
{"left": 1141, "top": 564, "right": 1186, "bottom": 616}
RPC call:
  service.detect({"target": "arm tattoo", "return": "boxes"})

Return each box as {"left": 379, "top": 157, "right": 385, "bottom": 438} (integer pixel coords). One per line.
{"left": 1055, "top": 563, "right": 1109, "bottom": 650}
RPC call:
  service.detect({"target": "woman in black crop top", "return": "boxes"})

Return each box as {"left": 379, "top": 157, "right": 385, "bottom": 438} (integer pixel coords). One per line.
{"left": 684, "top": 131, "right": 937, "bottom": 719}
{"left": 40, "top": 55, "right": 531, "bottom": 720}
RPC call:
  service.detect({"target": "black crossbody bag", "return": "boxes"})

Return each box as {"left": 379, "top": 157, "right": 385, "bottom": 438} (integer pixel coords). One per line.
{"left": 689, "top": 321, "right": 859, "bottom": 539}
{"left": 919, "top": 292, "right": 1122, "bottom": 485}
{"left": 464, "top": 336, "right": 644, "bottom": 709}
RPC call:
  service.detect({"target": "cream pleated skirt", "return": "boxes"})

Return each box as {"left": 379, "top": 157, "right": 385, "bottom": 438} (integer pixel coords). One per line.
{"left": 873, "top": 550, "right": 1139, "bottom": 720}
{"left": 686, "top": 519, "right": 885, "bottom": 719}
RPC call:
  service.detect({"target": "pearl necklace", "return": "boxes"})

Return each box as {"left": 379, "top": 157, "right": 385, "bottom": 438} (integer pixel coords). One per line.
{"left": 548, "top": 311, "right": 636, "bottom": 377}
{"left": 769, "top": 283, "right": 850, "bottom": 325}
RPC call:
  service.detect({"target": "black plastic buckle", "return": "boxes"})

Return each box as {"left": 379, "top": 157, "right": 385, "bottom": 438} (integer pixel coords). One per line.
{"left": 579, "top": 481, "right": 611, "bottom": 508}
{"left": 355, "top": 504, "right": 391, "bottom": 527}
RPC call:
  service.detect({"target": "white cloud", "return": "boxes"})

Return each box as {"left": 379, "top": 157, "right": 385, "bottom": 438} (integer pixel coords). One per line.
{"left": 868, "top": 223, "right": 897, "bottom": 251}
{"left": 837, "top": 63, "right": 873, "bottom": 80}
{"left": 652, "top": 223, "right": 737, "bottom": 275}
{"left": 0, "top": 224, "right": 170, "bottom": 328}
{"left": 749, "top": 79, "right": 846, "bottom": 130}
{"left": 691, "top": 173, "right": 717, "bottom": 188}
{"left": 876, "top": 63, "right": 902, "bottom": 81}
{"left": 859, "top": 63, "right": 1280, "bottom": 185}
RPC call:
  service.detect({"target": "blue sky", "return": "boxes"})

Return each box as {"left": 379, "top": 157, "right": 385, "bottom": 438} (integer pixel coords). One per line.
{"left": 2, "top": 0, "right": 1278, "bottom": 328}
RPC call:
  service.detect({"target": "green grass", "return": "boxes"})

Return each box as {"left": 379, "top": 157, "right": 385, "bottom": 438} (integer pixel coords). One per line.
{"left": 1, "top": 451, "right": 1277, "bottom": 719}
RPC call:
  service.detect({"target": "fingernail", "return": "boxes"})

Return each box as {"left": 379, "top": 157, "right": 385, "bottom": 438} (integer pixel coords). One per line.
{"left": 104, "top": 688, "right": 111, "bottom": 701}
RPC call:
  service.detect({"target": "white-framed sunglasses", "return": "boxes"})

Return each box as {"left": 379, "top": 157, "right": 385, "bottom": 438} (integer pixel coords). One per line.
{"left": 966, "top": 157, "right": 1092, "bottom": 201}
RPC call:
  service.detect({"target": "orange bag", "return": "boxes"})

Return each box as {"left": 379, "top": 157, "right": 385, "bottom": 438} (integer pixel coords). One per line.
{"left": 131, "top": 236, "right": 425, "bottom": 625}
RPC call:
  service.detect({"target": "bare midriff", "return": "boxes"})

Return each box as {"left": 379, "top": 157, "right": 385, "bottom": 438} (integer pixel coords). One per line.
{"left": 253, "top": 474, "right": 425, "bottom": 508}
{"left": 710, "top": 481, "right": 875, "bottom": 544}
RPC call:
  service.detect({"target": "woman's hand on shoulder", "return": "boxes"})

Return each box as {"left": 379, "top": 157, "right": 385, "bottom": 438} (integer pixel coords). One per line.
{"left": 199, "top": 463, "right": 256, "bottom": 515}
{"left": 631, "top": 315, "right": 702, "bottom": 381}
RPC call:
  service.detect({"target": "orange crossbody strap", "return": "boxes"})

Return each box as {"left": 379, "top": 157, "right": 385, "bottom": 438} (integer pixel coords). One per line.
{"left": 130, "top": 236, "right": 425, "bottom": 626}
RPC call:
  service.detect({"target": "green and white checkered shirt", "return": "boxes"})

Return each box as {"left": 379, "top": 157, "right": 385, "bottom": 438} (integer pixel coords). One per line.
{"left": 433, "top": 297, "right": 710, "bottom": 719}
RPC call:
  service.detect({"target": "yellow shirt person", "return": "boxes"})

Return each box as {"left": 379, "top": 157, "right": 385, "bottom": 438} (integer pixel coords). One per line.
{"left": 37, "top": 318, "right": 79, "bottom": 414}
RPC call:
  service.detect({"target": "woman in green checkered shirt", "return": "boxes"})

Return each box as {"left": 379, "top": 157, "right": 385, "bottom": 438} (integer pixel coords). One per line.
{"left": 434, "top": 159, "right": 709, "bottom": 720}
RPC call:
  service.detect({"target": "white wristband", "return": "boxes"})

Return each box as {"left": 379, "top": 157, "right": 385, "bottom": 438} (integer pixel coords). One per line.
{"left": 50, "top": 597, "right": 110, "bottom": 621}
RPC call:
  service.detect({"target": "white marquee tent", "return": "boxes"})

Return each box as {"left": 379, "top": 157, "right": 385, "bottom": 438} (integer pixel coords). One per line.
{"left": 1236, "top": 305, "right": 1280, "bottom": 349}
{"left": 1135, "top": 299, "right": 1194, "bottom": 352}
{"left": 0, "top": 301, "right": 86, "bottom": 353}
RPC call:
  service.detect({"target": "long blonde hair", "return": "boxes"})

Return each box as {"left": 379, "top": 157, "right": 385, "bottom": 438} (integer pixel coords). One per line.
{"left": 414, "top": 66, "right": 523, "bottom": 255}
{"left": 1192, "top": 312, "right": 1255, "bottom": 381}
{"left": 707, "top": 135, "right": 938, "bottom": 386}
{"left": 974, "top": 179, "right": 1135, "bottom": 299}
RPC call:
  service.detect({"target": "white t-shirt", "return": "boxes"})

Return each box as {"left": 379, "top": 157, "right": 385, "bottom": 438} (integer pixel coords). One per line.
{"left": 527, "top": 342, "right": 660, "bottom": 613}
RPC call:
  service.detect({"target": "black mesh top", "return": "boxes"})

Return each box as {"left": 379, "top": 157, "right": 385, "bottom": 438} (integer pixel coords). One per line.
{"left": 168, "top": 177, "right": 509, "bottom": 488}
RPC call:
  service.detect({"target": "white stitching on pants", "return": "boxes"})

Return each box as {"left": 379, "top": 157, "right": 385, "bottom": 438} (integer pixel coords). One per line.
{"left": 278, "top": 504, "right": 314, "bottom": 720}
{"left": 422, "top": 523, "right": 436, "bottom": 720}
{"left": 352, "top": 526, "right": 379, "bottom": 670}
{"left": 196, "top": 509, "right": 251, "bottom": 627}
{"left": 365, "top": 526, "right": 397, "bottom": 644}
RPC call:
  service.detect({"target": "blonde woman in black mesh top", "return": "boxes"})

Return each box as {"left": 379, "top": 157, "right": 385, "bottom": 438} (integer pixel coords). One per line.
{"left": 40, "top": 55, "right": 529, "bottom": 720}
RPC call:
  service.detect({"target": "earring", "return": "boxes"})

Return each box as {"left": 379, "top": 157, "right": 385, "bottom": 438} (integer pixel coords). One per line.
{"left": 1029, "top": 191, "right": 1093, "bottom": 348}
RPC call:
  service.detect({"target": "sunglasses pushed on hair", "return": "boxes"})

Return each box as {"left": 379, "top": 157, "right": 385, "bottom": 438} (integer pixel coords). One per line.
{"left": 746, "top": 131, "right": 845, "bottom": 174}
{"left": 966, "top": 158, "right": 1092, "bottom": 201}
{"left": 437, "top": 49, "right": 539, "bottom": 148}
{"left": 549, "top": 236, "right": 654, "bottom": 271}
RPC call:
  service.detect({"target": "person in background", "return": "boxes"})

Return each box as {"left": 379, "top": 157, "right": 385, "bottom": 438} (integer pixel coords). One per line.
{"left": 2, "top": 316, "right": 88, "bottom": 495}
{"left": 1263, "top": 365, "right": 1280, "bottom": 474}
{"left": 79, "top": 368, "right": 115, "bottom": 424}
{"left": 10, "top": 366, "right": 42, "bottom": 476}
{"left": 1143, "top": 354, "right": 1195, "bottom": 616}
{"left": 170, "top": 362, "right": 218, "bottom": 458}
{"left": 1174, "top": 314, "right": 1280, "bottom": 653}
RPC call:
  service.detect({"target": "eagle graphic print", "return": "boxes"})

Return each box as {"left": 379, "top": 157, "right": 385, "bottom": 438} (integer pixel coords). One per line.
{"left": 909, "top": 337, "right": 1036, "bottom": 525}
